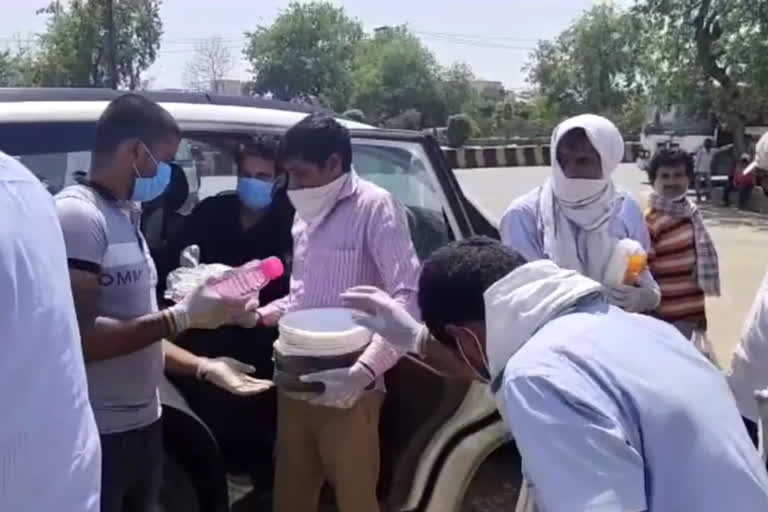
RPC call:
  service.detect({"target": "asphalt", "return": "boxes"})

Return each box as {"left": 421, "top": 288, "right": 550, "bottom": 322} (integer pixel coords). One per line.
{"left": 455, "top": 164, "right": 768, "bottom": 367}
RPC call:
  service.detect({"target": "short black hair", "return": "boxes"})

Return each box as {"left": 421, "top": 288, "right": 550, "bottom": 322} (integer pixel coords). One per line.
{"left": 647, "top": 148, "right": 694, "bottom": 184}
{"left": 237, "top": 135, "right": 280, "bottom": 166}
{"left": 280, "top": 113, "right": 352, "bottom": 173}
{"left": 93, "top": 93, "right": 180, "bottom": 156}
{"left": 418, "top": 236, "right": 526, "bottom": 345}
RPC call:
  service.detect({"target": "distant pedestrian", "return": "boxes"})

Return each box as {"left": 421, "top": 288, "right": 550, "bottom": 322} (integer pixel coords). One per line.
{"left": 723, "top": 154, "right": 756, "bottom": 209}
{"left": 693, "top": 138, "right": 732, "bottom": 202}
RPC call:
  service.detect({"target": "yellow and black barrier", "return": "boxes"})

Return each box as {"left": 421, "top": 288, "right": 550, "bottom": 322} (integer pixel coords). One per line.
{"left": 443, "top": 142, "right": 643, "bottom": 169}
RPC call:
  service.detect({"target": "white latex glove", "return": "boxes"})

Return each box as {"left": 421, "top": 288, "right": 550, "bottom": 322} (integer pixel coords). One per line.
{"left": 168, "top": 278, "right": 248, "bottom": 331}
{"left": 606, "top": 271, "right": 661, "bottom": 313}
{"left": 196, "top": 356, "right": 274, "bottom": 396}
{"left": 299, "top": 363, "right": 374, "bottom": 409}
{"left": 227, "top": 295, "right": 261, "bottom": 328}
{"left": 340, "top": 286, "right": 428, "bottom": 355}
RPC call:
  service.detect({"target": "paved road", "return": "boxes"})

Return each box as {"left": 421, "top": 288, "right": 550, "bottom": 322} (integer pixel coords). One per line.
{"left": 455, "top": 163, "right": 768, "bottom": 367}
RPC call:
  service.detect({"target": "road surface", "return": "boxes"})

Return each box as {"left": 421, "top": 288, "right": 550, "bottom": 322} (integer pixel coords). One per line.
{"left": 455, "top": 163, "right": 768, "bottom": 367}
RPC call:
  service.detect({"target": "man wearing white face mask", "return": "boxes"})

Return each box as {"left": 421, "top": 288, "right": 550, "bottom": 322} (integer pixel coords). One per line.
{"left": 248, "top": 113, "right": 421, "bottom": 512}
{"left": 500, "top": 114, "right": 660, "bottom": 313}
{"left": 341, "top": 237, "right": 768, "bottom": 512}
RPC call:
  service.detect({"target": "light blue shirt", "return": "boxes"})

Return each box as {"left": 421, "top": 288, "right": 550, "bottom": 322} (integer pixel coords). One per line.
{"left": 500, "top": 187, "right": 651, "bottom": 263}
{"left": 500, "top": 300, "right": 768, "bottom": 512}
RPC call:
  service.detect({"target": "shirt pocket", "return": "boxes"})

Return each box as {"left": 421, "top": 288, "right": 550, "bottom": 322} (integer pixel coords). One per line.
{"left": 308, "top": 248, "right": 361, "bottom": 297}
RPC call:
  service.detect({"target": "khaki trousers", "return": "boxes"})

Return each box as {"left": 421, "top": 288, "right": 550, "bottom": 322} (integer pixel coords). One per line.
{"left": 273, "top": 390, "right": 383, "bottom": 512}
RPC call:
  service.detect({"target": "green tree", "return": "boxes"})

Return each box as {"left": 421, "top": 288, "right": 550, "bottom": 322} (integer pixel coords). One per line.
{"left": 439, "top": 62, "right": 477, "bottom": 119}
{"left": 526, "top": 3, "right": 644, "bottom": 130}
{"left": 635, "top": 0, "right": 768, "bottom": 150}
{"left": 350, "top": 26, "right": 444, "bottom": 127}
{"left": 244, "top": 1, "right": 363, "bottom": 110}
{"left": 32, "top": 0, "right": 162, "bottom": 89}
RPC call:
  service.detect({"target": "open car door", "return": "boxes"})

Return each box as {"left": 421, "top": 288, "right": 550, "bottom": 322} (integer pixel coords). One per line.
{"left": 347, "top": 129, "right": 505, "bottom": 511}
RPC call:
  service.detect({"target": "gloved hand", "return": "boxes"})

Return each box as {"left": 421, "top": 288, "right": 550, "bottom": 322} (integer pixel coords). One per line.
{"left": 196, "top": 356, "right": 274, "bottom": 396}
{"left": 606, "top": 271, "right": 661, "bottom": 313}
{"left": 340, "top": 286, "right": 428, "bottom": 355}
{"left": 168, "top": 277, "right": 248, "bottom": 331}
{"left": 299, "top": 363, "right": 374, "bottom": 409}
{"left": 227, "top": 295, "right": 261, "bottom": 328}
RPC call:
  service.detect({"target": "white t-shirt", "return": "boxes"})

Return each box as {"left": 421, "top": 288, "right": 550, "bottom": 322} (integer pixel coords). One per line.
{"left": 0, "top": 152, "right": 101, "bottom": 511}
{"left": 729, "top": 268, "right": 768, "bottom": 423}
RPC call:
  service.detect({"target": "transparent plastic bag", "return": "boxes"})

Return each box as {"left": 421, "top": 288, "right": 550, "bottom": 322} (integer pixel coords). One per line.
{"left": 164, "top": 244, "right": 234, "bottom": 303}
{"left": 164, "top": 263, "right": 233, "bottom": 303}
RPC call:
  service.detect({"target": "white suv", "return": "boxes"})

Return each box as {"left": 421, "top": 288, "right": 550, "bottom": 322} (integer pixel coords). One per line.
{"left": 0, "top": 88, "right": 519, "bottom": 512}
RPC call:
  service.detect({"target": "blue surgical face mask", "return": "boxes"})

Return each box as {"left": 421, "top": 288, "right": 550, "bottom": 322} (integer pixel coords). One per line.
{"left": 131, "top": 142, "right": 171, "bottom": 202}
{"left": 237, "top": 176, "right": 274, "bottom": 211}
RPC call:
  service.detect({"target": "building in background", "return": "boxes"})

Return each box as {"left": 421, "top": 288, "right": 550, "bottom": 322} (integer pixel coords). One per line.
{"left": 211, "top": 79, "right": 245, "bottom": 96}
{"left": 471, "top": 80, "right": 505, "bottom": 100}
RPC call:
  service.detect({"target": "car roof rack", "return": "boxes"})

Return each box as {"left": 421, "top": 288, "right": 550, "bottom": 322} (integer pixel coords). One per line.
{"left": 0, "top": 87, "right": 333, "bottom": 115}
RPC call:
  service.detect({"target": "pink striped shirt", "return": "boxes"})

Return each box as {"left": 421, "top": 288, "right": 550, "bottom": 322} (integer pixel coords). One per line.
{"left": 257, "top": 171, "right": 421, "bottom": 387}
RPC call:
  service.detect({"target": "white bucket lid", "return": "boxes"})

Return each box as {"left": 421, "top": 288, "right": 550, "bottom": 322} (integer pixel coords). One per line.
{"left": 275, "top": 307, "right": 372, "bottom": 356}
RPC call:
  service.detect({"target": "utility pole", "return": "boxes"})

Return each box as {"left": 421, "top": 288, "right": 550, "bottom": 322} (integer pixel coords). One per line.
{"left": 105, "top": 0, "right": 118, "bottom": 89}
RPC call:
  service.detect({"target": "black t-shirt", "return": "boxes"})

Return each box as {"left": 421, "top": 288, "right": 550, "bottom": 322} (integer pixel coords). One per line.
{"left": 156, "top": 191, "right": 294, "bottom": 377}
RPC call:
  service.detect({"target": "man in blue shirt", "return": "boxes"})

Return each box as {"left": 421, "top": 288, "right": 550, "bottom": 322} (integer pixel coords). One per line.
{"left": 342, "top": 237, "right": 768, "bottom": 512}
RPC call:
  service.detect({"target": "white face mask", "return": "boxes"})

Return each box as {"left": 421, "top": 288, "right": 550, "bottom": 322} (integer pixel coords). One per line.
{"left": 287, "top": 172, "right": 348, "bottom": 223}
{"left": 551, "top": 172, "right": 608, "bottom": 204}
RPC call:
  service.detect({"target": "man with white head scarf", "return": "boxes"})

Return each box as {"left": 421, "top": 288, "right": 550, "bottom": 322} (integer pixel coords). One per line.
{"left": 500, "top": 114, "right": 660, "bottom": 313}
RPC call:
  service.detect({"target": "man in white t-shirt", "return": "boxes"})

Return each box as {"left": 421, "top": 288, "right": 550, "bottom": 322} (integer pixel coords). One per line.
{"left": 728, "top": 132, "right": 768, "bottom": 450}
{"left": 0, "top": 151, "right": 101, "bottom": 511}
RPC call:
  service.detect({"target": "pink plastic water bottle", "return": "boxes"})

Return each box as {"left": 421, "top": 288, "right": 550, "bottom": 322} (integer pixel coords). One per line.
{"left": 209, "top": 257, "right": 285, "bottom": 300}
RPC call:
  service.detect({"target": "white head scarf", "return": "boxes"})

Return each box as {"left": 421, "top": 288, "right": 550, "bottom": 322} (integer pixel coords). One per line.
{"left": 484, "top": 260, "right": 603, "bottom": 404}
{"left": 538, "top": 114, "right": 625, "bottom": 283}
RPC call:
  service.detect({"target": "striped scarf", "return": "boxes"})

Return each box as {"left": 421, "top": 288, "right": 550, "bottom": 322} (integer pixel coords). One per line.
{"left": 648, "top": 192, "right": 721, "bottom": 296}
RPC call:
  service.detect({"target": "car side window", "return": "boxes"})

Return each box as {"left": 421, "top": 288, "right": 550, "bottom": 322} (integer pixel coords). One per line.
{"left": 352, "top": 140, "right": 453, "bottom": 260}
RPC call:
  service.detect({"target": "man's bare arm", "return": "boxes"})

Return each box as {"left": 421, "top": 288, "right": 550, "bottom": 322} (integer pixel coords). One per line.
{"left": 70, "top": 268, "right": 172, "bottom": 362}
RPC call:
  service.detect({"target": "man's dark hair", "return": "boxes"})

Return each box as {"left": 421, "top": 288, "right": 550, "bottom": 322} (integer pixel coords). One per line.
{"left": 279, "top": 113, "right": 352, "bottom": 173}
{"left": 93, "top": 93, "right": 180, "bottom": 156}
{"left": 237, "top": 135, "right": 280, "bottom": 167}
{"left": 418, "top": 236, "right": 526, "bottom": 345}
{"left": 647, "top": 148, "right": 694, "bottom": 184}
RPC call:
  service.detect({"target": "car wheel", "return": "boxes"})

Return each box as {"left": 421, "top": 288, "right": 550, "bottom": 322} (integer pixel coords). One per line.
{"left": 459, "top": 442, "right": 523, "bottom": 512}
{"left": 159, "top": 454, "right": 201, "bottom": 512}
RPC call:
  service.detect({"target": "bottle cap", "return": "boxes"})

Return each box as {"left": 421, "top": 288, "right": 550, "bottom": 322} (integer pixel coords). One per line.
{"left": 259, "top": 256, "right": 284, "bottom": 280}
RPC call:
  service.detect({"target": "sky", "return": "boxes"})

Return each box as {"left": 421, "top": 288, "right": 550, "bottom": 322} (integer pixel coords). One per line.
{"left": 1, "top": 0, "right": 630, "bottom": 90}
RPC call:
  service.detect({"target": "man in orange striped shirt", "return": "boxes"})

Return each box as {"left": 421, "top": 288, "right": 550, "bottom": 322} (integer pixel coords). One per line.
{"left": 644, "top": 148, "right": 721, "bottom": 339}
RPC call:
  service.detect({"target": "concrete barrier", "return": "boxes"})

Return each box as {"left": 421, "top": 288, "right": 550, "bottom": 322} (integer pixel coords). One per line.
{"left": 443, "top": 142, "right": 644, "bottom": 169}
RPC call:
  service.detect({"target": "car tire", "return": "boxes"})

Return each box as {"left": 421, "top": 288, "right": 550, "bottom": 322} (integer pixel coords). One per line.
{"left": 159, "top": 454, "right": 201, "bottom": 512}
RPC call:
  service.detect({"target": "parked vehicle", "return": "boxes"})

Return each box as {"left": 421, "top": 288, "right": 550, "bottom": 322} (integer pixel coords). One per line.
{"left": 0, "top": 88, "right": 516, "bottom": 512}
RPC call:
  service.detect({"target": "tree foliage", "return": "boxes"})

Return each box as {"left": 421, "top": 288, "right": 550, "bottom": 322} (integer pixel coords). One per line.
{"left": 244, "top": 1, "right": 363, "bottom": 110}
{"left": 634, "top": 0, "right": 768, "bottom": 149}
{"left": 183, "top": 37, "right": 234, "bottom": 93}
{"left": 526, "top": 3, "right": 647, "bottom": 134}
{"left": 32, "top": 0, "right": 162, "bottom": 89}
{"left": 446, "top": 114, "right": 474, "bottom": 147}
{"left": 351, "top": 26, "right": 444, "bottom": 127}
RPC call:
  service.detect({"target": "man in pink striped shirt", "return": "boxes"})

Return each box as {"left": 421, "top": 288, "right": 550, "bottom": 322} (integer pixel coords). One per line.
{"left": 250, "top": 113, "right": 421, "bottom": 512}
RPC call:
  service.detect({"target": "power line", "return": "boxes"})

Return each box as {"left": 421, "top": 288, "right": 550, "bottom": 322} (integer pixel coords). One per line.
{"left": 412, "top": 29, "right": 541, "bottom": 43}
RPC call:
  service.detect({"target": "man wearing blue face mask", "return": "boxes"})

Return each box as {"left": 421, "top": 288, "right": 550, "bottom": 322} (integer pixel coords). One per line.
{"left": 54, "top": 94, "right": 271, "bottom": 512}
{"left": 158, "top": 137, "right": 294, "bottom": 485}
